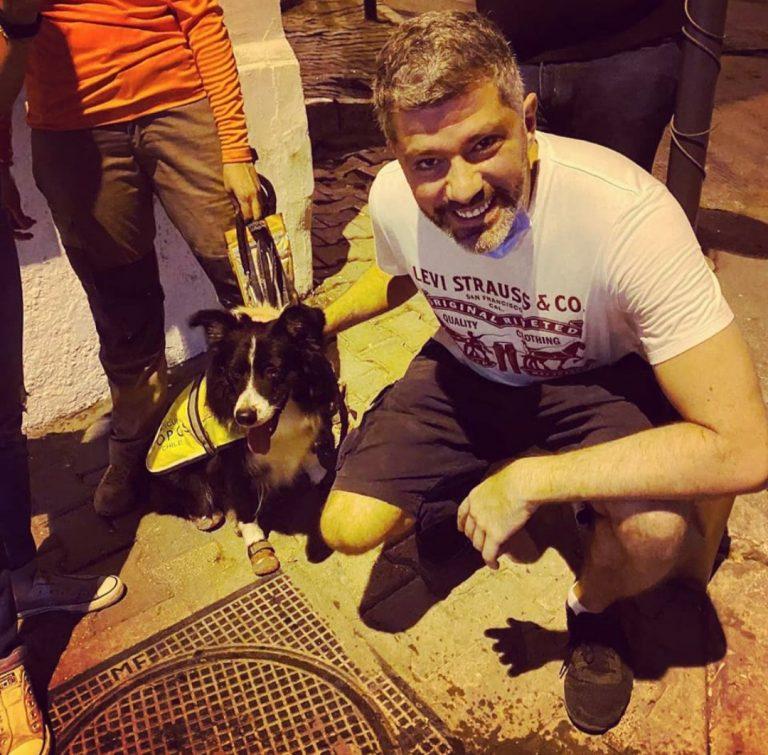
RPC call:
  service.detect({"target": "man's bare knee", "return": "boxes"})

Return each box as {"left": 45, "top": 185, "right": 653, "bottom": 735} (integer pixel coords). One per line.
{"left": 320, "top": 490, "right": 413, "bottom": 555}
{"left": 614, "top": 504, "right": 689, "bottom": 563}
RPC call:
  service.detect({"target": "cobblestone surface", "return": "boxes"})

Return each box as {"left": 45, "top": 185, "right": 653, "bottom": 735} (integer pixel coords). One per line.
{"left": 283, "top": 0, "right": 399, "bottom": 103}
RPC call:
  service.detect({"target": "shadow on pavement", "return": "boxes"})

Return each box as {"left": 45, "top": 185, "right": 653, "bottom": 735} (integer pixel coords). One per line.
{"left": 698, "top": 208, "right": 768, "bottom": 259}
{"left": 21, "top": 425, "right": 140, "bottom": 708}
{"left": 260, "top": 477, "right": 334, "bottom": 564}
{"left": 484, "top": 582, "right": 727, "bottom": 681}
{"left": 356, "top": 501, "right": 727, "bottom": 683}
{"left": 357, "top": 503, "right": 584, "bottom": 633}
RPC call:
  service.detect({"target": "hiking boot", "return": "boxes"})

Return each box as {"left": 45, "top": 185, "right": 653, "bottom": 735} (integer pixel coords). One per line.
{"left": 94, "top": 434, "right": 154, "bottom": 517}
{"left": 11, "top": 569, "right": 126, "bottom": 620}
{"left": 93, "top": 462, "right": 149, "bottom": 517}
{"left": 0, "top": 646, "right": 52, "bottom": 754}
{"left": 562, "top": 604, "right": 633, "bottom": 734}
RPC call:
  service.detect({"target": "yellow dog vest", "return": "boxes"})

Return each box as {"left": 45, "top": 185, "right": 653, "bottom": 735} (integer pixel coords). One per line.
{"left": 146, "top": 375, "right": 244, "bottom": 475}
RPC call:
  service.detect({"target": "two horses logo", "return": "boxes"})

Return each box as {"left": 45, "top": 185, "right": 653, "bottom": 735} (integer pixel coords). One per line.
{"left": 444, "top": 324, "right": 587, "bottom": 376}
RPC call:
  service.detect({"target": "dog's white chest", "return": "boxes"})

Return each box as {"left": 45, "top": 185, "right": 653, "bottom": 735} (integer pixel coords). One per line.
{"left": 246, "top": 400, "right": 322, "bottom": 486}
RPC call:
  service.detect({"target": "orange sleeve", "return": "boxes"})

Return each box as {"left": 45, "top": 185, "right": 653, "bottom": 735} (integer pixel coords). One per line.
{"left": 0, "top": 113, "right": 12, "bottom": 165}
{"left": 170, "top": 0, "right": 253, "bottom": 163}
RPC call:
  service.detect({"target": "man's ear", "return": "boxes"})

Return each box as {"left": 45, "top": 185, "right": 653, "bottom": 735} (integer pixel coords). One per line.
{"left": 522, "top": 93, "right": 538, "bottom": 168}
{"left": 523, "top": 92, "right": 537, "bottom": 135}
{"left": 189, "top": 309, "right": 239, "bottom": 346}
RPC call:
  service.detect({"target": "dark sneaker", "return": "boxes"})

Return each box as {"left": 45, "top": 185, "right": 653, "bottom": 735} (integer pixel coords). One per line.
{"left": 12, "top": 571, "right": 126, "bottom": 619}
{"left": 562, "top": 604, "right": 633, "bottom": 734}
{"left": 93, "top": 463, "right": 149, "bottom": 517}
{"left": 0, "top": 646, "right": 52, "bottom": 754}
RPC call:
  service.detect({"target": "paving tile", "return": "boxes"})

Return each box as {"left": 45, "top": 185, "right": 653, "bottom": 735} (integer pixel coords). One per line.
{"left": 149, "top": 537, "right": 254, "bottom": 613}
{"left": 341, "top": 214, "right": 374, "bottom": 241}
{"left": 311, "top": 225, "right": 341, "bottom": 246}
{"left": 313, "top": 196, "right": 364, "bottom": 216}
{"left": 47, "top": 500, "right": 143, "bottom": 573}
{"left": 346, "top": 235, "right": 376, "bottom": 262}
{"left": 338, "top": 323, "right": 381, "bottom": 355}
{"left": 360, "top": 336, "right": 415, "bottom": 377}
{"left": 377, "top": 308, "right": 438, "bottom": 352}
{"left": 28, "top": 445, "right": 96, "bottom": 520}
{"left": 707, "top": 559, "right": 768, "bottom": 754}
{"left": 79, "top": 546, "right": 175, "bottom": 638}
{"left": 132, "top": 512, "right": 215, "bottom": 563}
{"left": 48, "top": 597, "right": 193, "bottom": 689}
{"left": 313, "top": 242, "right": 350, "bottom": 266}
{"left": 725, "top": 490, "right": 768, "bottom": 559}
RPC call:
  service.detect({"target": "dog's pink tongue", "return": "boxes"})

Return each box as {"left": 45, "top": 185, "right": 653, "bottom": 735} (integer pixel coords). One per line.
{"left": 247, "top": 426, "right": 271, "bottom": 455}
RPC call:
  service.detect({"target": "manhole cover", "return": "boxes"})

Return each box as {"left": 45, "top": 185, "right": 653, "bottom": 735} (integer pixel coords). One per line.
{"left": 58, "top": 647, "right": 396, "bottom": 753}
{"left": 50, "top": 574, "right": 460, "bottom": 754}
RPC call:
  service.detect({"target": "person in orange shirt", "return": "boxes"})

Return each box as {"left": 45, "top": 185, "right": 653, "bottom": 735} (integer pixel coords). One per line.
{"left": 1, "top": 1, "right": 129, "bottom": 750}
{"left": 1, "top": 0, "right": 267, "bottom": 518}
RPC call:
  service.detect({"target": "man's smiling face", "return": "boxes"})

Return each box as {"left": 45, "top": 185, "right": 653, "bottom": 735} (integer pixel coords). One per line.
{"left": 391, "top": 81, "right": 537, "bottom": 254}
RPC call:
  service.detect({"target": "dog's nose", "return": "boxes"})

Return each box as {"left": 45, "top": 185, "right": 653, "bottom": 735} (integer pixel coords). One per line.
{"left": 235, "top": 408, "right": 258, "bottom": 426}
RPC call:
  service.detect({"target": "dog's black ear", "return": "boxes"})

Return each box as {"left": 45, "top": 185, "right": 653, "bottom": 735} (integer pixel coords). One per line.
{"left": 274, "top": 304, "right": 325, "bottom": 344}
{"left": 189, "top": 309, "right": 239, "bottom": 345}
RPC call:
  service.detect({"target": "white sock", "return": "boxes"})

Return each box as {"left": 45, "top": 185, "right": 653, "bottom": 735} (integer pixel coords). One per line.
{"left": 567, "top": 584, "right": 598, "bottom": 615}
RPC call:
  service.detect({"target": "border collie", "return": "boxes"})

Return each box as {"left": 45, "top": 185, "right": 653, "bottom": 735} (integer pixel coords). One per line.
{"left": 168, "top": 303, "right": 339, "bottom": 575}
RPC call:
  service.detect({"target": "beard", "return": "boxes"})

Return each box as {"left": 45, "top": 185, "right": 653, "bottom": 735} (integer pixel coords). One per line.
{"left": 430, "top": 187, "right": 522, "bottom": 255}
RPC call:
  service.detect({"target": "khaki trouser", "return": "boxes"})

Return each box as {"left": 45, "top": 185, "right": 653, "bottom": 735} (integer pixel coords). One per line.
{"left": 32, "top": 99, "right": 243, "bottom": 463}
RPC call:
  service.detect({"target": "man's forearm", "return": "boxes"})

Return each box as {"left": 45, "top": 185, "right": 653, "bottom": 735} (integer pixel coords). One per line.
{"left": 172, "top": 0, "right": 251, "bottom": 163}
{"left": 514, "top": 420, "right": 768, "bottom": 505}
{"left": 324, "top": 265, "right": 417, "bottom": 336}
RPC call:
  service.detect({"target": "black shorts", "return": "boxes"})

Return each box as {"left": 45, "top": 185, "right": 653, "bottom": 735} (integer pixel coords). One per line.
{"left": 333, "top": 340, "right": 678, "bottom": 531}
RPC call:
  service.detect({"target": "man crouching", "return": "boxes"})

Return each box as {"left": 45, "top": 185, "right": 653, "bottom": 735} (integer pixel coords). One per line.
{"left": 318, "top": 11, "right": 768, "bottom": 734}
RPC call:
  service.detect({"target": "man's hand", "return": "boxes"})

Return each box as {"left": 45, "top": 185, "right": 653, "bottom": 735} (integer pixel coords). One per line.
{"left": 0, "top": 0, "right": 42, "bottom": 24}
{"left": 222, "top": 161, "right": 263, "bottom": 222}
{"left": 0, "top": 165, "right": 34, "bottom": 239}
{"left": 457, "top": 463, "right": 538, "bottom": 570}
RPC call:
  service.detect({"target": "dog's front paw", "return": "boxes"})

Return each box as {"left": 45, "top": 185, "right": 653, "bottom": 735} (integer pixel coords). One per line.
{"left": 191, "top": 510, "right": 225, "bottom": 532}
{"left": 247, "top": 540, "right": 281, "bottom": 576}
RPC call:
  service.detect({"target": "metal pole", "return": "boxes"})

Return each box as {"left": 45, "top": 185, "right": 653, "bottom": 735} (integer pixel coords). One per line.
{"left": 666, "top": 0, "right": 729, "bottom": 229}
{"left": 364, "top": 0, "right": 378, "bottom": 21}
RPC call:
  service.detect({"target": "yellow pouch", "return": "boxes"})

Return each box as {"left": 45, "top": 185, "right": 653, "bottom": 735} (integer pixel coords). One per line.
{"left": 225, "top": 212, "right": 294, "bottom": 310}
{"left": 146, "top": 375, "right": 244, "bottom": 475}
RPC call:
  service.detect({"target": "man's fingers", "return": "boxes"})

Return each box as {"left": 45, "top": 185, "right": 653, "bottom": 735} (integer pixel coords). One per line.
{"left": 251, "top": 172, "right": 264, "bottom": 220}
{"left": 237, "top": 196, "right": 253, "bottom": 222}
{"left": 462, "top": 512, "right": 476, "bottom": 541}
{"left": 471, "top": 525, "right": 485, "bottom": 554}
{"left": 250, "top": 193, "right": 263, "bottom": 221}
{"left": 457, "top": 499, "right": 469, "bottom": 531}
{"left": 482, "top": 538, "right": 500, "bottom": 570}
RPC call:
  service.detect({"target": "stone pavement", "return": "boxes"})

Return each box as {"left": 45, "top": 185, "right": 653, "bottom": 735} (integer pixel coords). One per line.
{"left": 21, "top": 1, "right": 768, "bottom": 752}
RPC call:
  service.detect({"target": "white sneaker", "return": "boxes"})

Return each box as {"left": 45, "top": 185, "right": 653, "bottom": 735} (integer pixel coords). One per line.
{"left": 13, "top": 571, "right": 126, "bottom": 619}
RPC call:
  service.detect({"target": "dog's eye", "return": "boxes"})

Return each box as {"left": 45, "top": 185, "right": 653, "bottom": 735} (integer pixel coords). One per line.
{"left": 264, "top": 366, "right": 280, "bottom": 380}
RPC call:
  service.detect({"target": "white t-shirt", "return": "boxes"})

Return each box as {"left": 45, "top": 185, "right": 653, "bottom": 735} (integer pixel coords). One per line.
{"left": 370, "top": 132, "right": 733, "bottom": 385}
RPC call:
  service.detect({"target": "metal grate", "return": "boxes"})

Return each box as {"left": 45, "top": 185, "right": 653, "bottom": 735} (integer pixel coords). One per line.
{"left": 50, "top": 574, "right": 460, "bottom": 754}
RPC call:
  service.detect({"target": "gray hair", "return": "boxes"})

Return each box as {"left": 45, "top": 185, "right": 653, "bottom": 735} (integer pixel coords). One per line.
{"left": 373, "top": 11, "right": 524, "bottom": 143}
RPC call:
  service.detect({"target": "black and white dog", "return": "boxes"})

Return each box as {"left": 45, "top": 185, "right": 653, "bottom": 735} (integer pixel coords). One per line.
{"left": 169, "top": 303, "right": 340, "bottom": 575}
